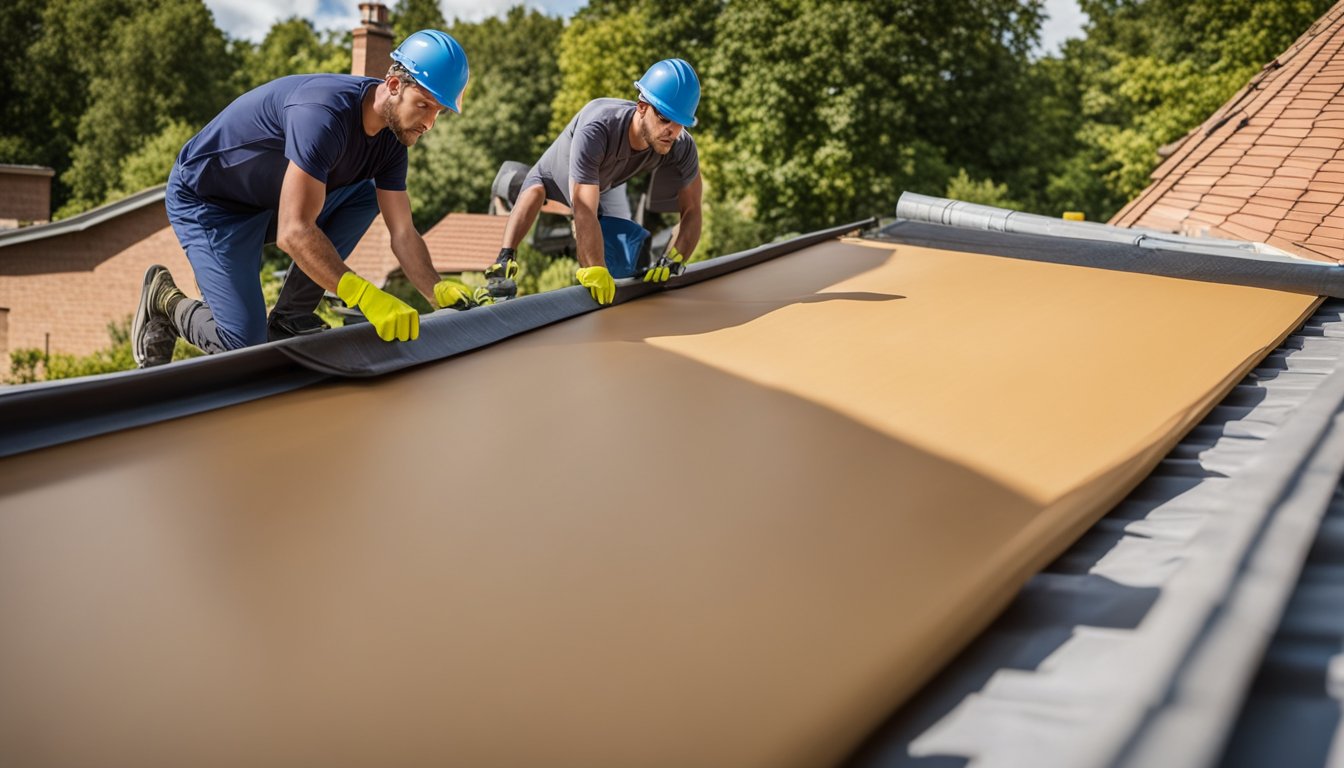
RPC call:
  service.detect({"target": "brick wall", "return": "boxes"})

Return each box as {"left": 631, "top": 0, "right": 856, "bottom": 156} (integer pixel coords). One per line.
{"left": 0, "top": 166, "right": 54, "bottom": 226}
{"left": 0, "top": 202, "right": 196, "bottom": 356}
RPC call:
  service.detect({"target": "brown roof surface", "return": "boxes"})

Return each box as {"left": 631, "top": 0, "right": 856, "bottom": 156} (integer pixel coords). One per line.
{"left": 345, "top": 212, "right": 507, "bottom": 285}
{"left": 1112, "top": 1, "right": 1344, "bottom": 262}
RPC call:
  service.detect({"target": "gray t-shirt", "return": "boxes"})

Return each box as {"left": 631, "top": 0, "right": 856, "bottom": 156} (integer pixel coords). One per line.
{"left": 525, "top": 98, "right": 699, "bottom": 213}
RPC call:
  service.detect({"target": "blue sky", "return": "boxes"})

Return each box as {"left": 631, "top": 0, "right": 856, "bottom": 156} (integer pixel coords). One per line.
{"left": 205, "top": 0, "right": 1088, "bottom": 54}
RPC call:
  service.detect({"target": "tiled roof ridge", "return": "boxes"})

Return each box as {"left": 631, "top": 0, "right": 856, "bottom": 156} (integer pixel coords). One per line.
{"left": 1114, "top": 0, "right": 1344, "bottom": 227}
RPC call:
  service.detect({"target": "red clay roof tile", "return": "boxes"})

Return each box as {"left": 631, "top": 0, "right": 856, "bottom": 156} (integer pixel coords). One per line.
{"left": 344, "top": 212, "right": 509, "bottom": 286}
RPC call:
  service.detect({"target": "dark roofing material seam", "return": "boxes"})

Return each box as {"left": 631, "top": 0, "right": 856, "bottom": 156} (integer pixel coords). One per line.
{"left": 0, "top": 219, "right": 875, "bottom": 457}
{"left": 283, "top": 218, "right": 875, "bottom": 377}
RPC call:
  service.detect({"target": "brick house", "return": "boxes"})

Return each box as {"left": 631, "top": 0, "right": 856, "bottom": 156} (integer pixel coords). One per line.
{"left": 0, "top": 186, "right": 193, "bottom": 358}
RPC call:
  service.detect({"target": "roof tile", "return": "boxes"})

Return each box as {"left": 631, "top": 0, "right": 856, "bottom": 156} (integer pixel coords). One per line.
{"left": 344, "top": 212, "right": 509, "bottom": 286}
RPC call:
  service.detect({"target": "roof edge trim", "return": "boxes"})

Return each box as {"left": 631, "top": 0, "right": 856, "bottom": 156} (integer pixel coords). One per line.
{"left": 0, "top": 185, "right": 168, "bottom": 249}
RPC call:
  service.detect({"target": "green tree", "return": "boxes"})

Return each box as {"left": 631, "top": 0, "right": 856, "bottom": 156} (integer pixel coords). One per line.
{"left": 549, "top": 0, "right": 722, "bottom": 134}
{"left": 1043, "top": 0, "right": 1335, "bottom": 220}
{"left": 13, "top": 0, "right": 138, "bottom": 208}
{"left": 550, "top": 6, "right": 650, "bottom": 134}
{"left": 45, "top": 0, "right": 235, "bottom": 216}
{"left": 709, "top": 0, "right": 1043, "bottom": 235}
{"left": 233, "top": 17, "right": 349, "bottom": 94}
{"left": 391, "top": 0, "right": 446, "bottom": 43}
{"left": 0, "top": 0, "right": 49, "bottom": 166}
{"left": 106, "top": 119, "right": 198, "bottom": 198}
{"left": 945, "top": 169, "right": 1022, "bottom": 210}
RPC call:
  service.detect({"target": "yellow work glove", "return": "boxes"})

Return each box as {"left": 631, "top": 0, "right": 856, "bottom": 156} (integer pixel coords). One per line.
{"left": 337, "top": 272, "right": 419, "bottom": 342}
{"left": 576, "top": 265, "right": 616, "bottom": 305}
{"left": 434, "top": 278, "right": 494, "bottom": 311}
{"left": 643, "top": 246, "right": 687, "bottom": 283}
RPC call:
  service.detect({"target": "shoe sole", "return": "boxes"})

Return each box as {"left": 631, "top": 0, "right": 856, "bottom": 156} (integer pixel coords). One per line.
{"left": 132, "top": 265, "right": 166, "bottom": 368}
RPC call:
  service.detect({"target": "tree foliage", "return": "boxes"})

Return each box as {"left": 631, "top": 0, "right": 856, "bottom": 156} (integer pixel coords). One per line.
{"left": 709, "top": 0, "right": 1043, "bottom": 235}
{"left": 391, "top": 0, "right": 446, "bottom": 43}
{"left": 232, "top": 17, "right": 349, "bottom": 94}
{"left": 48, "top": 0, "right": 236, "bottom": 216}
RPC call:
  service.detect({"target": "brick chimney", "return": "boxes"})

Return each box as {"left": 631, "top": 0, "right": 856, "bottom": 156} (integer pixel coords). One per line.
{"left": 0, "top": 165, "right": 54, "bottom": 229}
{"left": 352, "top": 3, "right": 394, "bottom": 79}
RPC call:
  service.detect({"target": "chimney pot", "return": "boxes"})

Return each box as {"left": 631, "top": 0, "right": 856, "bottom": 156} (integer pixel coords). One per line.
{"left": 351, "top": 2, "right": 394, "bottom": 79}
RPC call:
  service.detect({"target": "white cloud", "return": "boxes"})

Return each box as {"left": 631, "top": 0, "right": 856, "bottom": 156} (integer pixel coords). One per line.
{"left": 205, "top": 0, "right": 323, "bottom": 41}
{"left": 1039, "top": 0, "right": 1089, "bottom": 54}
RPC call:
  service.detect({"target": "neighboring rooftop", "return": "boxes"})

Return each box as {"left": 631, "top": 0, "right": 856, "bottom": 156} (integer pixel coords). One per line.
{"left": 344, "top": 211, "right": 507, "bottom": 285}
{"left": 0, "top": 185, "right": 165, "bottom": 249}
{"left": 1113, "top": 1, "right": 1344, "bottom": 261}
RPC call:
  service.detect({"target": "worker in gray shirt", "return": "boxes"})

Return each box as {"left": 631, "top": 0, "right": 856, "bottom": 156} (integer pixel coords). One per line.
{"left": 488, "top": 58, "right": 703, "bottom": 305}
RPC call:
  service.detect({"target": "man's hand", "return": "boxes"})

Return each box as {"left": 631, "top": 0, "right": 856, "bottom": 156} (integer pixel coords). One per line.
{"left": 337, "top": 272, "right": 419, "bottom": 342}
{"left": 485, "top": 248, "right": 520, "bottom": 301}
{"left": 643, "top": 246, "right": 687, "bottom": 283}
{"left": 576, "top": 266, "right": 615, "bottom": 305}
{"left": 434, "top": 278, "right": 494, "bottom": 311}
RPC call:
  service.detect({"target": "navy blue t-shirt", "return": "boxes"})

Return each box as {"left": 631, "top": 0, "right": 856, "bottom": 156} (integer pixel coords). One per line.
{"left": 175, "top": 74, "right": 408, "bottom": 212}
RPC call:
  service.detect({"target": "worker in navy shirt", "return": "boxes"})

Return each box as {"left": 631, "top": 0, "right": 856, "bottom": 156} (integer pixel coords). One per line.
{"left": 132, "top": 30, "right": 485, "bottom": 368}
{"left": 486, "top": 59, "right": 704, "bottom": 306}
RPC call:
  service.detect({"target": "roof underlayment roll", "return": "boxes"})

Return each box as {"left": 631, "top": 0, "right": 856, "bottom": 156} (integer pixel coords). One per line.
{"left": 0, "top": 234, "right": 1320, "bottom": 767}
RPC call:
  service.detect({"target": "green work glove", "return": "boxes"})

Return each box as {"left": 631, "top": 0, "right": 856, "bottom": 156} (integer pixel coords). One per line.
{"left": 434, "top": 278, "right": 494, "bottom": 311}
{"left": 576, "top": 265, "right": 616, "bottom": 305}
{"left": 337, "top": 272, "right": 419, "bottom": 342}
{"left": 643, "top": 247, "right": 687, "bottom": 283}
{"left": 485, "top": 247, "right": 520, "bottom": 301}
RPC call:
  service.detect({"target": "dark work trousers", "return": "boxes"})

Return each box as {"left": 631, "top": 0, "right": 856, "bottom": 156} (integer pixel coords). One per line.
{"left": 165, "top": 167, "right": 381, "bottom": 352}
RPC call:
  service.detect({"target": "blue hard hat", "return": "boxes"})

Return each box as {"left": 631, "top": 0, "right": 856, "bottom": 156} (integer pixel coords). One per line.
{"left": 390, "top": 30, "right": 469, "bottom": 113}
{"left": 633, "top": 58, "right": 700, "bottom": 127}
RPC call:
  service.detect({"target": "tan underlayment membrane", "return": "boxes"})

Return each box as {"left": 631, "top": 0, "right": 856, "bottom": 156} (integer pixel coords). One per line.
{"left": 0, "top": 239, "right": 1320, "bottom": 767}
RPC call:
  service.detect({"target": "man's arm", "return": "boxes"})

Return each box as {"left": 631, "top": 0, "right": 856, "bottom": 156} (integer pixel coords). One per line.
{"left": 277, "top": 162, "right": 418, "bottom": 341}
{"left": 378, "top": 187, "right": 440, "bottom": 305}
{"left": 571, "top": 182, "right": 604, "bottom": 267}
{"left": 672, "top": 174, "right": 703, "bottom": 259}
{"left": 276, "top": 162, "right": 351, "bottom": 291}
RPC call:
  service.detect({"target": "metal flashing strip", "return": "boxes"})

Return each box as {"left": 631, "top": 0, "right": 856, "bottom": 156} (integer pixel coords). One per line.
{"left": 896, "top": 193, "right": 1300, "bottom": 262}
{"left": 0, "top": 219, "right": 874, "bottom": 456}
{"left": 847, "top": 300, "right": 1344, "bottom": 768}
{"left": 875, "top": 219, "right": 1344, "bottom": 298}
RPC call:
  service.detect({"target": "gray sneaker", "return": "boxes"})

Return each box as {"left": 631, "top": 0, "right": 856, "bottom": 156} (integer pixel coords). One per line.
{"left": 132, "top": 265, "right": 184, "bottom": 368}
